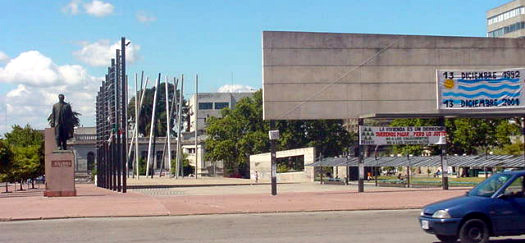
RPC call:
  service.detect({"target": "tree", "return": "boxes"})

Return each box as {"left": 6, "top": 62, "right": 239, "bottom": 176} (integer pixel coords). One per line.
{"left": 493, "top": 141, "right": 523, "bottom": 155}
{"left": 447, "top": 118, "right": 519, "bottom": 155}
{"left": 2, "top": 124, "right": 44, "bottom": 189}
{"left": 205, "top": 90, "right": 354, "bottom": 177}
{"left": 0, "top": 139, "right": 14, "bottom": 191}
{"left": 128, "top": 82, "right": 188, "bottom": 137}
{"left": 170, "top": 153, "right": 193, "bottom": 176}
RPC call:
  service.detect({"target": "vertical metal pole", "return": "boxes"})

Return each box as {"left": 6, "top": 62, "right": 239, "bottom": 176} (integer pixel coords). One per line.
{"left": 165, "top": 77, "right": 172, "bottom": 177}
{"left": 345, "top": 148, "right": 350, "bottom": 185}
{"left": 374, "top": 146, "right": 379, "bottom": 187}
{"left": 122, "top": 39, "right": 127, "bottom": 192}
{"left": 177, "top": 75, "right": 184, "bottom": 178}
{"left": 319, "top": 153, "right": 323, "bottom": 184}
{"left": 151, "top": 73, "right": 161, "bottom": 179}
{"left": 168, "top": 78, "right": 179, "bottom": 176}
{"left": 146, "top": 75, "right": 160, "bottom": 177}
{"left": 174, "top": 77, "right": 180, "bottom": 179}
{"left": 116, "top": 49, "right": 121, "bottom": 192}
{"left": 135, "top": 74, "right": 148, "bottom": 178}
{"left": 521, "top": 117, "right": 525, "bottom": 169}
{"left": 439, "top": 117, "right": 449, "bottom": 190}
{"left": 407, "top": 155, "right": 410, "bottom": 188}
{"left": 111, "top": 59, "right": 117, "bottom": 191}
{"left": 135, "top": 73, "right": 139, "bottom": 179}
{"left": 270, "top": 121, "right": 277, "bottom": 195}
{"left": 358, "top": 118, "right": 364, "bottom": 193}
{"left": 195, "top": 74, "right": 198, "bottom": 179}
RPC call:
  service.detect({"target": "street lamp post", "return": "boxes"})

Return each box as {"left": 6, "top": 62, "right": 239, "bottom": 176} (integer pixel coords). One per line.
{"left": 269, "top": 126, "right": 279, "bottom": 196}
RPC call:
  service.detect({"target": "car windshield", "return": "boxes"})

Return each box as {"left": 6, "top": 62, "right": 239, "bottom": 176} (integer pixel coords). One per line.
{"left": 468, "top": 173, "right": 512, "bottom": 197}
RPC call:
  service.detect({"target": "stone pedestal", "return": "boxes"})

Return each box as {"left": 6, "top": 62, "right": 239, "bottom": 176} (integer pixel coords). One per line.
{"left": 44, "top": 128, "right": 76, "bottom": 197}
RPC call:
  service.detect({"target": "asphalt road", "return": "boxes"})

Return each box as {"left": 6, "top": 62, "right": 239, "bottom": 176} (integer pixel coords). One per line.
{"left": 2, "top": 210, "right": 525, "bottom": 243}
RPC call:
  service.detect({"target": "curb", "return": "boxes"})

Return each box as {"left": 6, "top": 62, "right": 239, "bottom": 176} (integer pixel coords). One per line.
{"left": 0, "top": 208, "right": 422, "bottom": 222}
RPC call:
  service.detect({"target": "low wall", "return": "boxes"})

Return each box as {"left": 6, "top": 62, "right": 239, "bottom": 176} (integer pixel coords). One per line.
{"left": 249, "top": 147, "right": 315, "bottom": 182}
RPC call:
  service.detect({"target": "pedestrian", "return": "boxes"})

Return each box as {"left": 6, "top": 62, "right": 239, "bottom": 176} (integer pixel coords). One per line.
{"left": 255, "top": 171, "right": 259, "bottom": 183}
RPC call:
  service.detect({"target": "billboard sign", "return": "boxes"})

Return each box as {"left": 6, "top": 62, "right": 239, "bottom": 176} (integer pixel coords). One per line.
{"left": 437, "top": 69, "right": 525, "bottom": 110}
{"left": 359, "top": 126, "right": 446, "bottom": 145}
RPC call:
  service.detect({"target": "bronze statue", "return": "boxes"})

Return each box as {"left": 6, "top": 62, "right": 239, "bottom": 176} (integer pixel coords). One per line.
{"left": 50, "top": 94, "right": 74, "bottom": 150}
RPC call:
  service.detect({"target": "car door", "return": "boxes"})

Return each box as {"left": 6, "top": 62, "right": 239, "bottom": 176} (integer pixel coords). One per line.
{"left": 491, "top": 175, "right": 525, "bottom": 234}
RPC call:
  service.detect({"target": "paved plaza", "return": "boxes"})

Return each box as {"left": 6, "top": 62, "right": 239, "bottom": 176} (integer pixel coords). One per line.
{"left": 0, "top": 179, "right": 468, "bottom": 221}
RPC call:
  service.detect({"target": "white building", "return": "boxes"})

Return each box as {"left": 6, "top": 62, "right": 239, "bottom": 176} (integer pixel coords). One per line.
{"left": 188, "top": 92, "right": 254, "bottom": 133}
{"left": 487, "top": 0, "right": 525, "bottom": 38}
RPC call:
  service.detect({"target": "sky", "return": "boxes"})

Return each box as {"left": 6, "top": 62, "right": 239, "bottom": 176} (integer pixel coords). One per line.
{"left": 0, "top": 0, "right": 509, "bottom": 135}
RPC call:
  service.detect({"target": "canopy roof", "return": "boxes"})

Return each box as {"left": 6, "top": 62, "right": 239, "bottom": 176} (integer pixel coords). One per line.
{"left": 306, "top": 155, "right": 525, "bottom": 168}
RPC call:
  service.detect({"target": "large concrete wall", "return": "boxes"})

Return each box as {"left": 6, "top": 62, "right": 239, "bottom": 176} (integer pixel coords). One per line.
{"left": 262, "top": 31, "right": 525, "bottom": 120}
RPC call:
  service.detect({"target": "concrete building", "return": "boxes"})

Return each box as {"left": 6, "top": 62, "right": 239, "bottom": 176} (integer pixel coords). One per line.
{"left": 263, "top": 31, "right": 525, "bottom": 120}
{"left": 487, "top": 0, "right": 525, "bottom": 38}
{"left": 188, "top": 92, "right": 254, "bottom": 133}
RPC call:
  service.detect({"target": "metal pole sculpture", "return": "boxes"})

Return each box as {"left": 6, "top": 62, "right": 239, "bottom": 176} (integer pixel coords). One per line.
{"left": 134, "top": 73, "right": 139, "bottom": 178}
{"left": 165, "top": 77, "right": 172, "bottom": 177}
{"left": 170, "top": 78, "right": 179, "bottom": 176}
{"left": 146, "top": 75, "right": 160, "bottom": 177}
{"left": 176, "top": 75, "right": 184, "bottom": 178}
{"left": 121, "top": 38, "right": 128, "bottom": 192}
{"left": 195, "top": 74, "right": 198, "bottom": 179}
{"left": 128, "top": 76, "right": 148, "bottom": 173}
{"left": 111, "top": 58, "right": 117, "bottom": 191}
{"left": 115, "top": 49, "right": 121, "bottom": 192}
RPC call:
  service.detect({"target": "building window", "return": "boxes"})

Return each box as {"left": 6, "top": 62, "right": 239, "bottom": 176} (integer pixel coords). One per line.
{"left": 488, "top": 7, "right": 525, "bottom": 25}
{"left": 488, "top": 21, "right": 525, "bottom": 37}
{"left": 214, "top": 102, "right": 229, "bottom": 110}
{"left": 199, "top": 102, "right": 213, "bottom": 110}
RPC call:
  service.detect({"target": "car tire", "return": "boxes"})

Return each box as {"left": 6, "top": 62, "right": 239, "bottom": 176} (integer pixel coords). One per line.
{"left": 459, "top": 219, "right": 489, "bottom": 243}
{"left": 436, "top": 234, "right": 458, "bottom": 242}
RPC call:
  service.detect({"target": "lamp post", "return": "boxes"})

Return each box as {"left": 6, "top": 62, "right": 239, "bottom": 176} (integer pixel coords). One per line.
{"left": 269, "top": 126, "right": 279, "bottom": 196}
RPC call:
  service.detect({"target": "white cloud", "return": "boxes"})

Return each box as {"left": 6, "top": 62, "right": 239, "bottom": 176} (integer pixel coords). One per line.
{"left": 0, "top": 50, "right": 96, "bottom": 87}
{"left": 217, "top": 84, "right": 256, "bottom": 93}
{"left": 73, "top": 39, "right": 140, "bottom": 67}
{"left": 62, "top": 0, "right": 81, "bottom": 15}
{"left": 136, "top": 12, "right": 157, "bottom": 23}
{"left": 62, "top": 0, "right": 113, "bottom": 17}
{"left": 0, "top": 51, "right": 9, "bottom": 63}
{"left": 0, "top": 51, "right": 101, "bottom": 132}
{"left": 84, "top": 0, "right": 114, "bottom": 17}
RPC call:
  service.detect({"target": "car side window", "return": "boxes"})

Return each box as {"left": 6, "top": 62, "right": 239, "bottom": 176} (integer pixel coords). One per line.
{"left": 503, "top": 176, "right": 524, "bottom": 198}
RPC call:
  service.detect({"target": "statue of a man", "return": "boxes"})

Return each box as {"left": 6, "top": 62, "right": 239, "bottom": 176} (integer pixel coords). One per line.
{"left": 50, "top": 94, "right": 74, "bottom": 150}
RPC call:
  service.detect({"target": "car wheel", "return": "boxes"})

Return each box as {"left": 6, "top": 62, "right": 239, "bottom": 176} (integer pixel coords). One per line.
{"left": 436, "top": 234, "right": 458, "bottom": 242}
{"left": 459, "top": 219, "right": 489, "bottom": 243}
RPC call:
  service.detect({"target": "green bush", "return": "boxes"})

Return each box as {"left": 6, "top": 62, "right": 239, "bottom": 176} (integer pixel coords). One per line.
{"left": 170, "top": 153, "right": 195, "bottom": 176}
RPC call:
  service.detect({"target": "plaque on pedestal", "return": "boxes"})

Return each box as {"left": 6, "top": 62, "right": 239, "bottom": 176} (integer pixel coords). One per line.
{"left": 44, "top": 128, "right": 76, "bottom": 197}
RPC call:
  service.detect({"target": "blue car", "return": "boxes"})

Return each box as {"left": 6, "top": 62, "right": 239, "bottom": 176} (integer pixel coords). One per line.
{"left": 419, "top": 171, "right": 525, "bottom": 243}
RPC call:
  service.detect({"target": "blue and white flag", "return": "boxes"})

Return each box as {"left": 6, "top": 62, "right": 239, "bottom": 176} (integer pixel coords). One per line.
{"left": 437, "top": 69, "right": 525, "bottom": 110}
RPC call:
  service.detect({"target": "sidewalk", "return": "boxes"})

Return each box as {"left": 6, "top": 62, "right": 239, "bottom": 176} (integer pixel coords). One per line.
{"left": 0, "top": 183, "right": 467, "bottom": 221}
